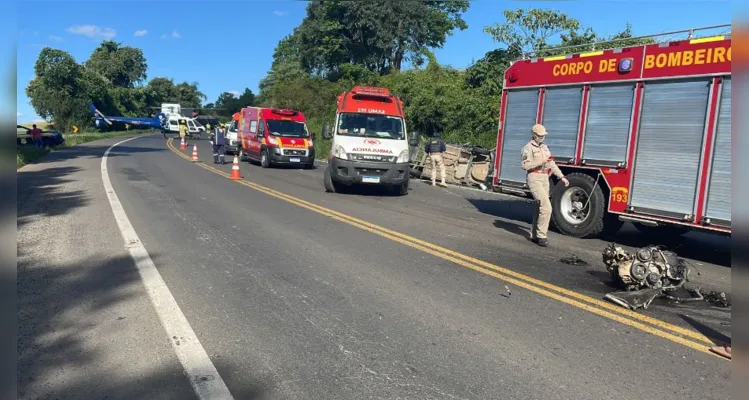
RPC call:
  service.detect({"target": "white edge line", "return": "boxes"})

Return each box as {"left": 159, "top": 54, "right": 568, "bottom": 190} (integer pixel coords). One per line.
{"left": 101, "top": 136, "right": 234, "bottom": 400}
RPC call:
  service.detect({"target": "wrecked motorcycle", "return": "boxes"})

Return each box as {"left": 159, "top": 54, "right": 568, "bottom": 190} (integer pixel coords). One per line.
{"left": 601, "top": 243, "right": 695, "bottom": 310}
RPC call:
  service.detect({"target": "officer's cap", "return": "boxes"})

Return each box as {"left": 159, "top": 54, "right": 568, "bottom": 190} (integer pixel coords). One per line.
{"left": 531, "top": 124, "right": 548, "bottom": 136}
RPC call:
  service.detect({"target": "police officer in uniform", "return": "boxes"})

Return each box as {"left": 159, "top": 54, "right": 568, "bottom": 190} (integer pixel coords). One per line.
{"left": 211, "top": 124, "right": 227, "bottom": 164}
{"left": 425, "top": 131, "right": 447, "bottom": 187}
{"left": 521, "top": 124, "right": 569, "bottom": 247}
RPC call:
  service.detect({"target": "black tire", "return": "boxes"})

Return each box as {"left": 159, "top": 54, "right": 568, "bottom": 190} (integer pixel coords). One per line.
{"left": 324, "top": 166, "right": 337, "bottom": 193}
{"left": 550, "top": 172, "right": 607, "bottom": 238}
{"left": 393, "top": 179, "right": 409, "bottom": 196}
{"left": 409, "top": 167, "right": 422, "bottom": 178}
{"left": 237, "top": 146, "right": 246, "bottom": 161}
{"left": 633, "top": 223, "right": 690, "bottom": 236}
{"left": 260, "top": 149, "right": 271, "bottom": 168}
{"left": 472, "top": 146, "right": 491, "bottom": 156}
{"left": 303, "top": 162, "right": 315, "bottom": 170}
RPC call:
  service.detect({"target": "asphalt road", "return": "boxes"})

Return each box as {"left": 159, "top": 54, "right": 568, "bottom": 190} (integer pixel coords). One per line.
{"left": 20, "top": 133, "right": 732, "bottom": 399}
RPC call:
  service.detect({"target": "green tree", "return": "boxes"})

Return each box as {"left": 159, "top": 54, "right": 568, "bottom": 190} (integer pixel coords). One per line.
{"left": 213, "top": 88, "right": 256, "bottom": 116}
{"left": 84, "top": 40, "right": 148, "bottom": 88}
{"left": 297, "top": 0, "right": 469, "bottom": 76}
{"left": 175, "top": 82, "right": 206, "bottom": 108}
{"left": 25, "top": 48, "right": 91, "bottom": 130}
{"left": 483, "top": 8, "right": 581, "bottom": 57}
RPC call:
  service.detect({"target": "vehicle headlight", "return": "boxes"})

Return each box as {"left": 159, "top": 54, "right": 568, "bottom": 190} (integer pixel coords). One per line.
{"left": 308, "top": 139, "right": 314, "bottom": 147}
{"left": 334, "top": 145, "right": 348, "bottom": 160}
{"left": 397, "top": 149, "right": 409, "bottom": 163}
{"left": 267, "top": 137, "right": 278, "bottom": 146}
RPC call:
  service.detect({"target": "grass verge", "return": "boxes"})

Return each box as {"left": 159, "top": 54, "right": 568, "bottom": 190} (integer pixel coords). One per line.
{"left": 17, "top": 130, "right": 148, "bottom": 169}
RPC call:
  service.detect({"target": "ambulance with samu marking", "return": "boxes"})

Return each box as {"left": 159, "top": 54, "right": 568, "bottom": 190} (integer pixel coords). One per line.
{"left": 321, "top": 86, "right": 419, "bottom": 196}
{"left": 493, "top": 25, "right": 732, "bottom": 239}
{"left": 236, "top": 107, "right": 315, "bottom": 169}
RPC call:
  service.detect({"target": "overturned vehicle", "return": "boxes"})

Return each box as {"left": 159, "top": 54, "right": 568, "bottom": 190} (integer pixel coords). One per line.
{"left": 601, "top": 243, "right": 697, "bottom": 310}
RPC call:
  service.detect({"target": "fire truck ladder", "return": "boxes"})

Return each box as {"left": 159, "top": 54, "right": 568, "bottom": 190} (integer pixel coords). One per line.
{"left": 521, "top": 24, "right": 731, "bottom": 59}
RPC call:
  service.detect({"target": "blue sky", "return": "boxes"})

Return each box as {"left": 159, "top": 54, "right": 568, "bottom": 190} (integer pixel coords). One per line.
{"left": 16, "top": 0, "right": 731, "bottom": 123}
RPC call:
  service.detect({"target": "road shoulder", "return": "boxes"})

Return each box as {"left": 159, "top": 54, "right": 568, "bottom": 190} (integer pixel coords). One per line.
{"left": 17, "top": 135, "right": 195, "bottom": 399}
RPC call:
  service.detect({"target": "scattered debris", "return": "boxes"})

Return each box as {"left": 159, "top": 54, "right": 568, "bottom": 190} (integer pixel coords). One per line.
{"left": 601, "top": 243, "right": 709, "bottom": 310}
{"left": 559, "top": 255, "right": 588, "bottom": 266}
{"left": 700, "top": 289, "right": 730, "bottom": 308}
{"left": 605, "top": 288, "right": 661, "bottom": 310}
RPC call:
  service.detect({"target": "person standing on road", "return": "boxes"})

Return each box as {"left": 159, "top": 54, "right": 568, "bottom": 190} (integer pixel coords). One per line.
{"left": 425, "top": 131, "right": 447, "bottom": 187}
{"left": 211, "top": 124, "right": 227, "bottom": 164}
{"left": 521, "top": 124, "right": 569, "bottom": 247}
{"left": 179, "top": 119, "right": 188, "bottom": 145}
{"left": 30, "top": 124, "right": 43, "bottom": 149}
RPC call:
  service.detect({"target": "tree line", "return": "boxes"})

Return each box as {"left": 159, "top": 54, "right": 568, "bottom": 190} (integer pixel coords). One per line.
{"left": 25, "top": 41, "right": 255, "bottom": 131}
{"left": 255, "top": 4, "right": 654, "bottom": 149}
{"left": 26, "top": 5, "right": 653, "bottom": 139}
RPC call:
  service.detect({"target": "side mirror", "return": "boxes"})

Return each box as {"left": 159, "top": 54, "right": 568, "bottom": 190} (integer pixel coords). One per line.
{"left": 322, "top": 124, "right": 332, "bottom": 139}
{"left": 311, "top": 133, "right": 317, "bottom": 140}
{"left": 408, "top": 131, "right": 420, "bottom": 147}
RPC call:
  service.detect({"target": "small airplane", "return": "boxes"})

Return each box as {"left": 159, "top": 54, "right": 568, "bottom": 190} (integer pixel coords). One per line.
{"left": 89, "top": 103, "right": 167, "bottom": 131}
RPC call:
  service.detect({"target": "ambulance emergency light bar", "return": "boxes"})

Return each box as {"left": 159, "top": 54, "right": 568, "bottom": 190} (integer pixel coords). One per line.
{"left": 270, "top": 108, "right": 298, "bottom": 116}
{"left": 350, "top": 86, "right": 393, "bottom": 102}
{"left": 351, "top": 86, "right": 389, "bottom": 95}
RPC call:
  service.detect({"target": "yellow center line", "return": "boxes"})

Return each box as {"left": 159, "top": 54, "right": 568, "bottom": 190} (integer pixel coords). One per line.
{"left": 165, "top": 139, "right": 721, "bottom": 357}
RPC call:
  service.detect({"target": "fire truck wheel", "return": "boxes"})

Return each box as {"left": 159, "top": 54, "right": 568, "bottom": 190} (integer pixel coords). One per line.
{"left": 260, "top": 149, "right": 271, "bottom": 168}
{"left": 551, "top": 172, "right": 606, "bottom": 238}
{"left": 323, "top": 166, "right": 337, "bottom": 193}
{"left": 633, "top": 223, "right": 690, "bottom": 237}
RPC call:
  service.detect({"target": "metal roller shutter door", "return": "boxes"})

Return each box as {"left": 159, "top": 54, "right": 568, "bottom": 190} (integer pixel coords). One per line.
{"left": 582, "top": 84, "right": 635, "bottom": 164}
{"left": 705, "top": 78, "right": 731, "bottom": 223}
{"left": 499, "top": 89, "right": 538, "bottom": 184}
{"left": 541, "top": 87, "right": 583, "bottom": 160}
{"left": 630, "top": 80, "right": 710, "bottom": 217}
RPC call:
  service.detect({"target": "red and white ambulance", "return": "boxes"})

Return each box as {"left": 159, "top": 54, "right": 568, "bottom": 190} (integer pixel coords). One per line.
{"left": 321, "top": 86, "right": 419, "bottom": 196}
{"left": 236, "top": 107, "right": 315, "bottom": 169}
{"left": 492, "top": 26, "right": 731, "bottom": 238}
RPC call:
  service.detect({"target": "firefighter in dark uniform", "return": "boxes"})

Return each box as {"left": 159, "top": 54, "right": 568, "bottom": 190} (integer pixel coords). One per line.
{"left": 425, "top": 131, "right": 447, "bottom": 187}
{"left": 211, "top": 124, "right": 227, "bottom": 164}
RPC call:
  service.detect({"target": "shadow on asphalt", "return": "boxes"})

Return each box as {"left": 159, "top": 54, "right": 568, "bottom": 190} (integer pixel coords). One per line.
{"left": 32, "top": 144, "right": 166, "bottom": 166}
{"left": 16, "top": 166, "right": 88, "bottom": 230}
{"left": 680, "top": 314, "right": 731, "bottom": 347}
{"left": 466, "top": 197, "right": 731, "bottom": 268}
{"left": 16, "top": 247, "right": 196, "bottom": 399}
{"left": 17, "top": 142, "right": 164, "bottom": 231}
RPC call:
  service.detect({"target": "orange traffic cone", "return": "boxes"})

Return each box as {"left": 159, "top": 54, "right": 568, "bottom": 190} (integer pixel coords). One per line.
{"left": 229, "top": 155, "right": 241, "bottom": 180}
{"left": 180, "top": 137, "right": 186, "bottom": 150}
{"left": 191, "top": 144, "right": 199, "bottom": 162}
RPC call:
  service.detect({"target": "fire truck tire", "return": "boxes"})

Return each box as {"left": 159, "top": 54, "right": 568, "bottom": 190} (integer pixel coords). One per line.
{"left": 323, "top": 166, "right": 337, "bottom": 193}
{"left": 633, "top": 223, "right": 690, "bottom": 237}
{"left": 237, "top": 146, "right": 247, "bottom": 162}
{"left": 551, "top": 172, "right": 606, "bottom": 238}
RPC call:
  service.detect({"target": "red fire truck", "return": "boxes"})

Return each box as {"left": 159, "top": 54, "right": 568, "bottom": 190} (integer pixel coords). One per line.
{"left": 493, "top": 26, "right": 731, "bottom": 238}
{"left": 236, "top": 107, "right": 315, "bottom": 169}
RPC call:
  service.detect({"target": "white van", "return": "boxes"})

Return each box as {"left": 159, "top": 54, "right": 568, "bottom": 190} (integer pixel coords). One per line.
{"left": 163, "top": 117, "right": 204, "bottom": 136}
{"left": 225, "top": 120, "right": 239, "bottom": 154}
